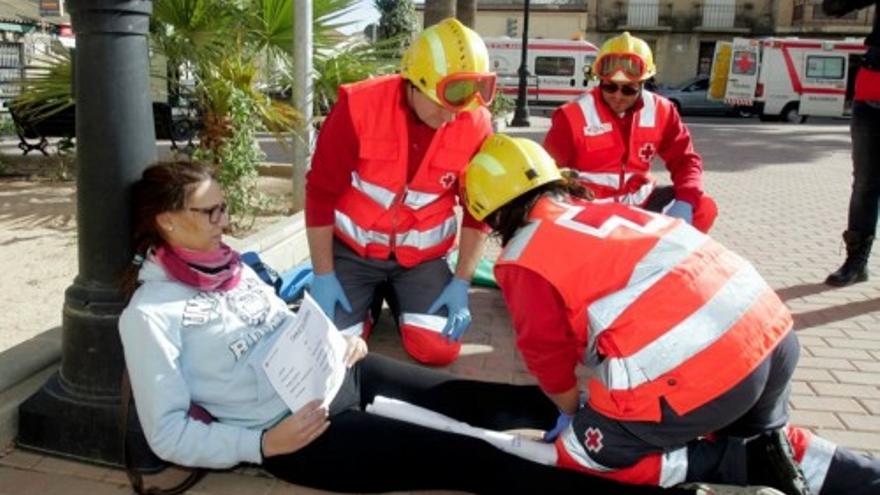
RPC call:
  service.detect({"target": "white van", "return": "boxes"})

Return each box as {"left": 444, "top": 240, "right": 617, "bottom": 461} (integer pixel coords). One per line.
{"left": 485, "top": 37, "right": 599, "bottom": 105}
{"left": 710, "top": 37, "right": 867, "bottom": 122}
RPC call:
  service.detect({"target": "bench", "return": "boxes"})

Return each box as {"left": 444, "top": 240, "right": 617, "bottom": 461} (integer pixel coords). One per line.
{"left": 9, "top": 102, "right": 198, "bottom": 156}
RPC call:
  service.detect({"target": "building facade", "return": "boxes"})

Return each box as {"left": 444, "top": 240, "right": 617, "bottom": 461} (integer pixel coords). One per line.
{"left": 417, "top": 0, "right": 875, "bottom": 86}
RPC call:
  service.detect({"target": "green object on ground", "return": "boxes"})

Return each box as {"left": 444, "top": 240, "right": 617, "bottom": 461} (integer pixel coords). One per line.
{"left": 447, "top": 251, "right": 498, "bottom": 288}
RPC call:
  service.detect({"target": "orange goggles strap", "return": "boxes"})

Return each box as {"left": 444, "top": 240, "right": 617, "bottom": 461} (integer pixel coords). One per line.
{"left": 596, "top": 54, "right": 647, "bottom": 82}
{"left": 436, "top": 73, "right": 497, "bottom": 111}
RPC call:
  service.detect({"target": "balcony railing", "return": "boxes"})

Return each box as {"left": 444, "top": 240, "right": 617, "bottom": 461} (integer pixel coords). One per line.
{"left": 598, "top": 0, "right": 766, "bottom": 32}
{"left": 791, "top": 0, "right": 873, "bottom": 25}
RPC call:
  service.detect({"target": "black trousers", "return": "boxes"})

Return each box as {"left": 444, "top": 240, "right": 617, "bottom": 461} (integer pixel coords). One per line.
{"left": 845, "top": 101, "right": 880, "bottom": 235}
{"left": 262, "top": 354, "right": 686, "bottom": 494}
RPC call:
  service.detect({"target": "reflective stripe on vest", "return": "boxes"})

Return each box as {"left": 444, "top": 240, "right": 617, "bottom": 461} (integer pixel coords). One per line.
{"left": 573, "top": 171, "right": 653, "bottom": 206}
{"left": 335, "top": 210, "right": 391, "bottom": 247}
{"left": 585, "top": 222, "right": 705, "bottom": 366}
{"left": 400, "top": 312, "right": 447, "bottom": 333}
{"left": 639, "top": 91, "right": 657, "bottom": 128}
{"left": 560, "top": 427, "right": 688, "bottom": 487}
{"left": 597, "top": 260, "right": 767, "bottom": 391}
{"left": 801, "top": 434, "right": 836, "bottom": 495}
{"left": 352, "top": 171, "right": 397, "bottom": 209}
{"left": 395, "top": 215, "right": 458, "bottom": 250}
{"left": 576, "top": 91, "right": 658, "bottom": 136}
{"left": 403, "top": 189, "right": 442, "bottom": 210}
{"left": 352, "top": 172, "right": 443, "bottom": 211}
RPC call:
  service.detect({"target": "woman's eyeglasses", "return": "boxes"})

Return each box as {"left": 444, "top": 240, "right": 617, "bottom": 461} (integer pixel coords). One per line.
{"left": 188, "top": 202, "right": 228, "bottom": 224}
{"left": 599, "top": 82, "right": 641, "bottom": 97}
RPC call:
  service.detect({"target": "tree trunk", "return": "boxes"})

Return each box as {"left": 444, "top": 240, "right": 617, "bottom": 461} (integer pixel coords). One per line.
{"left": 456, "top": 0, "right": 476, "bottom": 27}
{"left": 424, "top": 0, "right": 456, "bottom": 28}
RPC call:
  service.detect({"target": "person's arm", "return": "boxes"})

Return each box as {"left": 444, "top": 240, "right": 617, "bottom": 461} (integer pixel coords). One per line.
{"left": 305, "top": 91, "right": 360, "bottom": 273}
{"left": 307, "top": 226, "right": 335, "bottom": 275}
{"left": 543, "top": 109, "right": 576, "bottom": 169}
{"left": 658, "top": 105, "right": 704, "bottom": 207}
{"left": 453, "top": 226, "right": 488, "bottom": 281}
{"left": 119, "top": 308, "right": 262, "bottom": 469}
{"left": 496, "top": 266, "right": 581, "bottom": 410}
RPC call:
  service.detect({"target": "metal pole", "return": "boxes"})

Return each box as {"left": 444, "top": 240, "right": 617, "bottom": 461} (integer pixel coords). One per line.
{"left": 291, "top": 0, "right": 313, "bottom": 212}
{"left": 510, "top": 0, "right": 531, "bottom": 127}
{"left": 18, "top": 0, "right": 157, "bottom": 467}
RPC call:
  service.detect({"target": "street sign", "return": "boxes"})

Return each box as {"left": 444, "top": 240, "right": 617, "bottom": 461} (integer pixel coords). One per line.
{"left": 39, "top": 0, "right": 64, "bottom": 17}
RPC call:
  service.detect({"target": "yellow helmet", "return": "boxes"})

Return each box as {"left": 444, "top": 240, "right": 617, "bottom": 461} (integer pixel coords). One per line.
{"left": 401, "top": 18, "right": 493, "bottom": 111}
{"left": 594, "top": 32, "right": 656, "bottom": 83}
{"left": 464, "top": 134, "right": 562, "bottom": 221}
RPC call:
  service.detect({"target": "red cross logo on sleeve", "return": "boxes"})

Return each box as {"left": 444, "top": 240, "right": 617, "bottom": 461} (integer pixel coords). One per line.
{"left": 735, "top": 52, "right": 755, "bottom": 74}
{"left": 439, "top": 172, "right": 457, "bottom": 189}
{"left": 584, "top": 427, "right": 604, "bottom": 453}
{"left": 638, "top": 143, "right": 657, "bottom": 163}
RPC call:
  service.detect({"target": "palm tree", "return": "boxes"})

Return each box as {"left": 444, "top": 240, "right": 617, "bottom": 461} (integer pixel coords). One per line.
{"left": 456, "top": 0, "right": 476, "bottom": 27}
{"left": 423, "top": 0, "right": 455, "bottom": 27}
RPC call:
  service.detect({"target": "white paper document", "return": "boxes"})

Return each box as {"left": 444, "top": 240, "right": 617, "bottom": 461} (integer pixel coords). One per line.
{"left": 262, "top": 292, "right": 348, "bottom": 412}
{"left": 366, "top": 396, "right": 558, "bottom": 466}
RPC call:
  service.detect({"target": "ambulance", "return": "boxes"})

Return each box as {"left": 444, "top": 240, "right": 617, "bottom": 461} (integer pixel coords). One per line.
{"left": 485, "top": 37, "right": 599, "bottom": 105}
{"left": 709, "top": 37, "right": 867, "bottom": 123}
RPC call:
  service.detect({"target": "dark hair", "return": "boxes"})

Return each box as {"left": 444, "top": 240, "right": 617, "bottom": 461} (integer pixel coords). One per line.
{"left": 120, "top": 161, "right": 215, "bottom": 300}
{"left": 486, "top": 174, "right": 592, "bottom": 246}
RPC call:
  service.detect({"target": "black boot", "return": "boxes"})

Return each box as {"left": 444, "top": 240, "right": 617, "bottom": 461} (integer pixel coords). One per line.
{"left": 746, "top": 429, "right": 811, "bottom": 495}
{"left": 826, "top": 230, "right": 874, "bottom": 287}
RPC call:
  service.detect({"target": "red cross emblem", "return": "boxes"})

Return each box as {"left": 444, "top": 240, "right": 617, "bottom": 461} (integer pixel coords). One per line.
{"left": 734, "top": 51, "right": 755, "bottom": 74}
{"left": 439, "top": 172, "right": 456, "bottom": 189}
{"left": 584, "top": 427, "right": 604, "bottom": 453}
{"left": 638, "top": 143, "right": 657, "bottom": 163}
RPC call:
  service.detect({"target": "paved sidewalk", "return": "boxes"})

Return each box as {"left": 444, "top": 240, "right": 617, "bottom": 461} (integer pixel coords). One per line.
{"left": 3, "top": 117, "right": 879, "bottom": 494}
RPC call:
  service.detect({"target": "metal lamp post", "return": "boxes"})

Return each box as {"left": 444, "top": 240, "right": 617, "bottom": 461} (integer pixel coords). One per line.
{"left": 510, "top": 0, "right": 531, "bottom": 127}
{"left": 17, "top": 0, "right": 157, "bottom": 466}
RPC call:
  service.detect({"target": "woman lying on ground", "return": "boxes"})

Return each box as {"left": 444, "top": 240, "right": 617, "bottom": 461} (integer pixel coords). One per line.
{"left": 117, "top": 160, "right": 687, "bottom": 495}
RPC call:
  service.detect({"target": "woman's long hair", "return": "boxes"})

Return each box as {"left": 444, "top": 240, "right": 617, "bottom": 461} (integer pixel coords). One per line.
{"left": 120, "top": 161, "right": 214, "bottom": 301}
{"left": 486, "top": 173, "right": 592, "bottom": 246}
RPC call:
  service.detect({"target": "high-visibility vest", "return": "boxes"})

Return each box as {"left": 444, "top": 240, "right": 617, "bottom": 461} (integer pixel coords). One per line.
{"left": 495, "top": 197, "right": 792, "bottom": 421}
{"left": 559, "top": 87, "right": 675, "bottom": 206}
{"left": 333, "top": 75, "right": 491, "bottom": 267}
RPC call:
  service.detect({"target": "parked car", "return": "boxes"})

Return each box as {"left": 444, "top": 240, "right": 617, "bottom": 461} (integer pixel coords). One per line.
{"left": 656, "top": 76, "right": 752, "bottom": 117}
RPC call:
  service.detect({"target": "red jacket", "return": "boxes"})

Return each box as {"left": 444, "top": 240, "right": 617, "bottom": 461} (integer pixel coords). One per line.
{"left": 495, "top": 196, "right": 791, "bottom": 422}
{"left": 544, "top": 87, "right": 704, "bottom": 207}
{"left": 306, "top": 75, "right": 491, "bottom": 267}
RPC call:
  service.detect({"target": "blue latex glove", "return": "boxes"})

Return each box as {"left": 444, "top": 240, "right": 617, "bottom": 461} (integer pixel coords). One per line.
{"left": 308, "top": 271, "right": 352, "bottom": 319}
{"left": 427, "top": 277, "right": 472, "bottom": 341}
{"left": 666, "top": 200, "right": 694, "bottom": 224}
{"left": 543, "top": 411, "right": 574, "bottom": 442}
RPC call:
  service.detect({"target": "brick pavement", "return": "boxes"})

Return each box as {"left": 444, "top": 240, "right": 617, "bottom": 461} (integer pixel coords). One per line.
{"left": 2, "top": 117, "right": 879, "bottom": 494}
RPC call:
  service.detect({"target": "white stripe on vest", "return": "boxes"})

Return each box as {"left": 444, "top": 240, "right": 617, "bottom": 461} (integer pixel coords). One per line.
{"left": 598, "top": 257, "right": 767, "bottom": 391}
{"left": 334, "top": 210, "right": 391, "bottom": 247}
{"left": 577, "top": 93, "right": 612, "bottom": 136}
{"left": 639, "top": 91, "right": 657, "bottom": 128}
{"left": 395, "top": 215, "right": 458, "bottom": 250}
{"left": 403, "top": 189, "right": 441, "bottom": 210}
{"left": 352, "top": 172, "right": 397, "bottom": 209}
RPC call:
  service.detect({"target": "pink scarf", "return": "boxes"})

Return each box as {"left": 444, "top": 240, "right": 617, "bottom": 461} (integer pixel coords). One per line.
{"left": 153, "top": 243, "right": 242, "bottom": 292}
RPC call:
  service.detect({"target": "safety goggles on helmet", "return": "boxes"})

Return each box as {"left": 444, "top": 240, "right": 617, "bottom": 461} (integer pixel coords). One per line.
{"left": 435, "top": 72, "right": 497, "bottom": 111}
{"left": 595, "top": 53, "right": 648, "bottom": 82}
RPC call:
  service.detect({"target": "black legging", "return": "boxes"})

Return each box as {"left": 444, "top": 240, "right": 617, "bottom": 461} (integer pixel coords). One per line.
{"left": 262, "top": 354, "right": 685, "bottom": 494}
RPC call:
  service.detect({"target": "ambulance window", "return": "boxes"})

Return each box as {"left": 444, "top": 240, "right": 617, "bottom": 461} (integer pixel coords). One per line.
{"left": 731, "top": 50, "right": 757, "bottom": 75}
{"left": 535, "top": 56, "right": 575, "bottom": 77}
{"left": 584, "top": 55, "right": 596, "bottom": 76}
{"left": 806, "top": 56, "right": 845, "bottom": 80}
